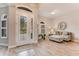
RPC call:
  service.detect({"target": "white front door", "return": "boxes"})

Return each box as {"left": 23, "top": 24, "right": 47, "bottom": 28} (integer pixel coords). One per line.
{"left": 16, "top": 14, "right": 32, "bottom": 44}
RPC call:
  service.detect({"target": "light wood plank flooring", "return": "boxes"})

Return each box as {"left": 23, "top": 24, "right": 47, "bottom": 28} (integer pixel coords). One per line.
{"left": 0, "top": 39, "right": 79, "bottom": 56}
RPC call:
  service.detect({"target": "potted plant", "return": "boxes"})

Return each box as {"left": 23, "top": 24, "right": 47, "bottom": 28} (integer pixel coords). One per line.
{"left": 38, "top": 33, "right": 46, "bottom": 40}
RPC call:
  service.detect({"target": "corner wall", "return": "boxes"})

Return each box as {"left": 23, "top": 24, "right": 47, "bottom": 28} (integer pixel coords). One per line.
{"left": 8, "top": 4, "right": 39, "bottom": 48}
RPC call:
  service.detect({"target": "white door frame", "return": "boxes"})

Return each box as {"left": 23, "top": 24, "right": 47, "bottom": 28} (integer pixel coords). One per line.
{"left": 16, "top": 9, "right": 34, "bottom": 45}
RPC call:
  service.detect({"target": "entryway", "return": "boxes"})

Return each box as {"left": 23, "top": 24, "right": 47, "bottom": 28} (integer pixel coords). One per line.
{"left": 16, "top": 6, "right": 34, "bottom": 45}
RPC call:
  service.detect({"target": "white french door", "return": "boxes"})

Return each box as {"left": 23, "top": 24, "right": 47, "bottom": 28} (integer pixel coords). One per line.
{"left": 16, "top": 14, "right": 31, "bottom": 43}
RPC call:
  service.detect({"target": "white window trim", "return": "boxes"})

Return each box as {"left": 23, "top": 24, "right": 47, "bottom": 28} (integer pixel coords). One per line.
{"left": 1, "top": 14, "right": 7, "bottom": 39}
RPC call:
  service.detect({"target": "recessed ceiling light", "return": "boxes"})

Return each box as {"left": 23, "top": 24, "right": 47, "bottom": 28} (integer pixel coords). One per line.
{"left": 51, "top": 12, "right": 55, "bottom": 15}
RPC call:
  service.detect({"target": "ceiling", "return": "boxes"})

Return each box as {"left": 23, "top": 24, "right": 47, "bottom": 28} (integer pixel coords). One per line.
{"left": 39, "top": 3, "right": 79, "bottom": 19}
{"left": 0, "top": 3, "right": 79, "bottom": 19}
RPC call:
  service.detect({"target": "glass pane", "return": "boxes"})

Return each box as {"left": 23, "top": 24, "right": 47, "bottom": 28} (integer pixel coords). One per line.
{"left": 2, "top": 20, "right": 6, "bottom": 27}
{"left": 20, "top": 16, "right": 27, "bottom": 34}
{"left": 2, "top": 29, "right": 6, "bottom": 37}
{"left": 31, "top": 18, "right": 33, "bottom": 39}
{"left": 41, "top": 25, "right": 45, "bottom": 34}
{"left": 41, "top": 29, "right": 45, "bottom": 34}
{"left": 41, "top": 25, "right": 45, "bottom": 28}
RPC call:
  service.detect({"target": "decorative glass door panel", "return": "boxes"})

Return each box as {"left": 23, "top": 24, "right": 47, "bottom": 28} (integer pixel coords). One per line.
{"left": 19, "top": 16, "right": 27, "bottom": 41}
{"left": 16, "top": 14, "right": 34, "bottom": 44}
{"left": 20, "top": 16, "right": 27, "bottom": 34}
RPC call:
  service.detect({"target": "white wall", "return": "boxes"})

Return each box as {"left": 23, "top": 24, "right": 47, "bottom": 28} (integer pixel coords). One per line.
{"left": 53, "top": 11, "right": 79, "bottom": 40}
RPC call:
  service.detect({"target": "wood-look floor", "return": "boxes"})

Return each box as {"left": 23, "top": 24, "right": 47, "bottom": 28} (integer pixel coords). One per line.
{"left": 0, "top": 39, "right": 79, "bottom": 56}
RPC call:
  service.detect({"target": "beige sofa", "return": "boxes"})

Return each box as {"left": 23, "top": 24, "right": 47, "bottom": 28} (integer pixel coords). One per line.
{"left": 48, "top": 31, "right": 73, "bottom": 42}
